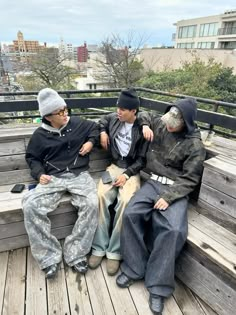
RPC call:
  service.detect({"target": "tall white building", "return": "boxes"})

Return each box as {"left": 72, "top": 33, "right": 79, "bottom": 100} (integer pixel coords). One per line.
{"left": 174, "top": 9, "right": 236, "bottom": 49}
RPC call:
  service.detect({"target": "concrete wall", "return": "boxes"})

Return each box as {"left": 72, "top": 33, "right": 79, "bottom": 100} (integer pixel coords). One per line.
{"left": 140, "top": 48, "right": 236, "bottom": 74}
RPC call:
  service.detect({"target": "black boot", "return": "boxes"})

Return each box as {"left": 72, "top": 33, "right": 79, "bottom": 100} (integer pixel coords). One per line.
{"left": 43, "top": 263, "right": 59, "bottom": 279}
{"left": 149, "top": 294, "right": 164, "bottom": 315}
{"left": 73, "top": 260, "right": 88, "bottom": 274}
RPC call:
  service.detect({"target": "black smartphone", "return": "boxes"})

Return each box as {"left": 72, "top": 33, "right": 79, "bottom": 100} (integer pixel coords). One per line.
{"left": 101, "top": 171, "right": 113, "bottom": 184}
{"left": 11, "top": 184, "right": 25, "bottom": 193}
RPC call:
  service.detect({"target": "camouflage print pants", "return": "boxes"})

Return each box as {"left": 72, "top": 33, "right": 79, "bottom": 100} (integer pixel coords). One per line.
{"left": 22, "top": 171, "right": 98, "bottom": 270}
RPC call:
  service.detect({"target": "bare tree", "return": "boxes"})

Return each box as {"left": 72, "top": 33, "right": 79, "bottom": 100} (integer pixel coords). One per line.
{"left": 27, "top": 48, "right": 76, "bottom": 89}
{"left": 96, "top": 32, "right": 147, "bottom": 88}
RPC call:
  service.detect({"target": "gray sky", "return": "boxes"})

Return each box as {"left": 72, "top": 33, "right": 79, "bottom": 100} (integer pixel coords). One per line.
{"left": 1, "top": 0, "right": 236, "bottom": 47}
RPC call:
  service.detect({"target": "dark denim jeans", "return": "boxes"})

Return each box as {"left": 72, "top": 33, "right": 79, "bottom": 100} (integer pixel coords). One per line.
{"left": 120, "top": 180, "right": 188, "bottom": 297}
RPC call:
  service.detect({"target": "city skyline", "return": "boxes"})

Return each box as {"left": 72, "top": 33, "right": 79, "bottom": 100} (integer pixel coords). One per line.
{"left": 1, "top": 0, "right": 236, "bottom": 48}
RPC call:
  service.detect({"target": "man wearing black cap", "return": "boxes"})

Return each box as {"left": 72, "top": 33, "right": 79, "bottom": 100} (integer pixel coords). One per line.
{"left": 89, "top": 88, "right": 148, "bottom": 276}
{"left": 116, "top": 98, "right": 206, "bottom": 315}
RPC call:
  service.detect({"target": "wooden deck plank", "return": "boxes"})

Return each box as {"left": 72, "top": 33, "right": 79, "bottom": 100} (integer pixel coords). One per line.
{"left": 164, "top": 296, "right": 183, "bottom": 315}
{"left": 128, "top": 280, "right": 153, "bottom": 315}
{"left": 101, "top": 260, "right": 138, "bottom": 315}
{"left": 0, "top": 251, "right": 9, "bottom": 313}
{"left": 129, "top": 280, "right": 184, "bottom": 315}
{"left": 187, "top": 223, "right": 236, "bottom": 278}
{"left": 65, "top": 267, "right": 93, "bottom": 315}
{"left": 188, "top": 205, "right": 236, "bottom": 253}
{"left": 195, "top": 296, "right": 217, "bottom": 315}
{"left": 25, "top": 249, "right": 47, "bottom": 315}
{"left": 173, "top": 278, "right": 206, "bottom": 315}
{"left": 2, "top": 248, "right": 26, "bottom": 315}
{"left": 47, "top": 261, "right": 70, "bottom": 315}
{"left": 176, "top": 251, "right": 236, "bottom": 315}
{"left": 85, "top": 266, "right": 115, "bottom": 315}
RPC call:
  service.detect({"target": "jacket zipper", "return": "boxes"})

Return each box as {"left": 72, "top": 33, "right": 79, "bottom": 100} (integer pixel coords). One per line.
{"left": 168, "top": 141, "right": 181, "bottom": 157}
{"left": 45, "top": 161, "right": 61, "bottom": 171}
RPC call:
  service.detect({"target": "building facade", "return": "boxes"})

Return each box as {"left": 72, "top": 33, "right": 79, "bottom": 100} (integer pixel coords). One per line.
{"left": 77, "top": 42, "right": 88, "bottom": 62}
{"left": 12, "top": 31, "right": 46, "bottom": 53}
{"left": 174, "top": 9, "right": 236, "bottom": 49}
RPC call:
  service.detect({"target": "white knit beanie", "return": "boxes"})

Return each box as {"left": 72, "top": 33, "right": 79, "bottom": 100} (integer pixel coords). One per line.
{"left": 37, "top": 88, "right": 67, "bottom": 117}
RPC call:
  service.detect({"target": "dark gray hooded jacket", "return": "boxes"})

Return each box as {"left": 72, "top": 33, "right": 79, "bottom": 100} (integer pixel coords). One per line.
{"left": 140, "top": 98, "right": 206, "bottom": 204}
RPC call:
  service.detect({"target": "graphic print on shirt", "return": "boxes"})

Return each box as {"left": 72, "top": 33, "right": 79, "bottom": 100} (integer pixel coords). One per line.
{"left": 115, "top": 122, "right": 133, "bottom": 157}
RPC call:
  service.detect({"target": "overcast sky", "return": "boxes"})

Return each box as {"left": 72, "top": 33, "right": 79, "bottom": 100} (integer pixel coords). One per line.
{"left": 1, "top": 0, "right": 236, "bottom": 47}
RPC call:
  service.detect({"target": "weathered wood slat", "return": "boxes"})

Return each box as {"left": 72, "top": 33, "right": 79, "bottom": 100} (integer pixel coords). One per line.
{"left": 0, "top": 139, "right": 26, "bottom": 156}
{"left": 206, "top": 136, "right": 236, "bottom": 160}
{"left": 0, "top": 202, "right": 75, "bottom": 225}
{"left": 0, "top": 154, "right": 28, "bottom": 171}
{"left": 202, "top": 165, "right": 236, "bottom": 197}
{"left": 2, "top": 248, "right": 26, "bottom": 315}
{"left": 188, "top": 205, "right": 236, "bottom": 253}
{"left": 199, "top": 183, "right": 236, "bottom": 219}
{"left": 197, "top": 199, "right": 236, "bottom": 234}
{"left": 25, "top": 249, "right": 47, "bottom": 315}
{"left": 85, "top": 266, "right": 115, "bottom": 315}
{"left": 65, "top": 267, "right": 93, "bottom": 315}
{"left": 188, "top": 222, "right": 236, "bottom": 279}
{"left": 128, "top": 281, "right": 154, "bottom": 315}
{"left": 176, "top": 251, "right": 236, "bottom": 315}
{"left": 101, "top": 261, "right": 138, "bottom": 315}
{"left": 47, "top": 261, "right": 70, "bottom": 315}
{"left": 173, "top": 278, "right": 206, "bottom": 315}
{"left": 0, "top": 251, "right": 9, "bottom": 312}
{"left": 0, "top": 126, "right": 37, "bottom": 141}
{"left": 195, "top": 296, "right": 218, "bottom": 315}
{"left": 0, "top": 225, "right": 74, "bottom": 252}
{"left": 0, "top": 169, "right": 33, "bottom": 185}
{"left": 0, "top": 211, "right": 77, "bottom": 239}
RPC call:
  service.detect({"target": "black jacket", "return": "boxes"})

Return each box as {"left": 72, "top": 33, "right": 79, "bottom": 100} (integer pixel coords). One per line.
{"left": 99, "top": 112, "right": 149, "bottom": 177}
{"left": 26, "top": 116, "right": 99, "bottom": 180}
{"left": 139, "top": 99, "right": 206, "bottom": 204}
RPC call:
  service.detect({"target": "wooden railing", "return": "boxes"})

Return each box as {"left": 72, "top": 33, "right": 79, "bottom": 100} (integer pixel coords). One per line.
{"left": 0, "top": 87, "right": 236, "bottom": 137}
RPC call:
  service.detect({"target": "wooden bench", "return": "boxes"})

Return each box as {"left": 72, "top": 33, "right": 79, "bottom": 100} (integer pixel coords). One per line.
{"left": 0, "top": 126, "right": 111, "bottom": 252}
{"left": 0, "top": 126, "right": 236, "bottom": 315}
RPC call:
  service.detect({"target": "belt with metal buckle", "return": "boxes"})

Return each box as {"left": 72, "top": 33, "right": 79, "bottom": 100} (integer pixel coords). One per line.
{"left": 150, "top": 173, "right": 174, "bottom": 185}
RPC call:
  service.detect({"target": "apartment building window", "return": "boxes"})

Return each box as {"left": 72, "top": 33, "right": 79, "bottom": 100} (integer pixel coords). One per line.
{"left": 197, "top": 42, "right": 215, "bottom": 49}
{"left": 199, "top": 23, "right": 218, "bottom": 37}
{"left": 177, "top": 43, "right": 194, "bottom": 48}
{"left": 178, "top": 25, "right": 197, "bottom": 38}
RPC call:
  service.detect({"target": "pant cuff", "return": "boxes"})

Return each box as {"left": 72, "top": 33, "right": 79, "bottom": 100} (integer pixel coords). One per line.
{"left": 106, "top": 252, "right": 122, "bottom": 260}
{"left": 92, "top": 249, "right": 106, "bottom": 257}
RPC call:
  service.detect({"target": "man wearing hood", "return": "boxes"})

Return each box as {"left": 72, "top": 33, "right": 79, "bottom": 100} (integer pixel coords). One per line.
{"left": 116, "top": 98, "right": 206, "bottom": 315}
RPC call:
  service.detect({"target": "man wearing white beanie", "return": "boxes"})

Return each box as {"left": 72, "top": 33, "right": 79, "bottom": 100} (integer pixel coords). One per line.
{"left": 22, "top": 88, "right": 99, "bottom": 278}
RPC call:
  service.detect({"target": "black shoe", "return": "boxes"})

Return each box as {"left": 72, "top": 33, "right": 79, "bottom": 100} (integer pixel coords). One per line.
{"left": 116, "top": 272, "right": 134, "bottom": 288}
{"left": 43, "top": 263, "right": 59, "bottom": 279}
{"left": 149, "top": 295, "right": 164, "bottom": 315}
{"left": 73, "top": 260, "right": 88, "bottom": 274}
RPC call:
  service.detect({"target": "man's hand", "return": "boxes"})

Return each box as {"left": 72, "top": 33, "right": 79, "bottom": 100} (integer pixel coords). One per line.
{"left": 100, "top": 132, "right": 110, "bottom": 150}
{"left": 79, "top": 141, "right": 93, "bottom": 156}
{"left": 113, "top": 174, "right": 127, "bottom": 187}
{"left": 39, "top": 174, "right": 52, "bottom": 185}
{"left": 154, "top": 198, "right": 169, "bottom": 211}
{"left": 143, "top": 125, "right": 154, "bottom": 142}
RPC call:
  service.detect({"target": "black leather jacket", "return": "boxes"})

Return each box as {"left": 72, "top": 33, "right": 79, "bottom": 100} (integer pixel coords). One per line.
{"left": 99, "top": 113, "right": 149, "bottom": 177}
